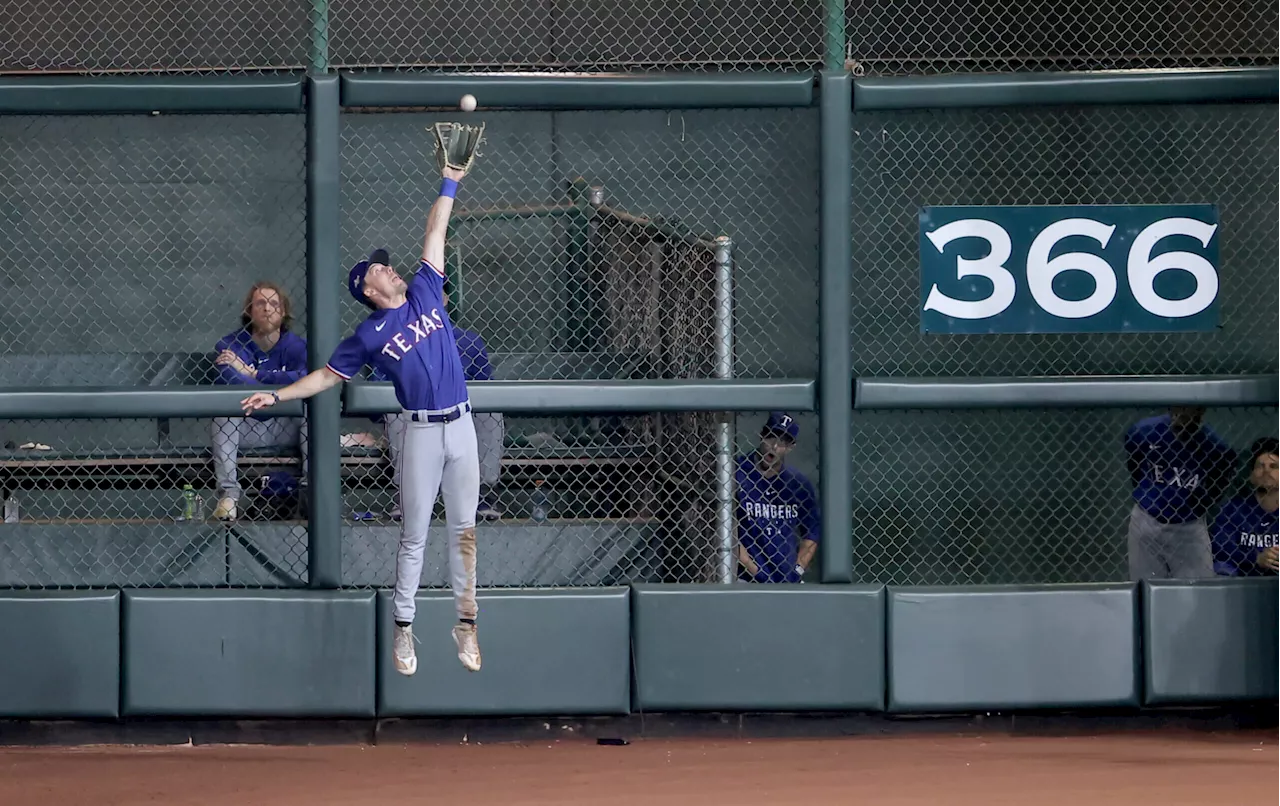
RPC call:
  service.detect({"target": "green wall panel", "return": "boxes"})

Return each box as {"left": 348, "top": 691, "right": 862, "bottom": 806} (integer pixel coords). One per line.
{"left": 0, "top": 591, "right": 120, "bottom": 718}
{"left": 1144, "top": 578, "right": 1279, "bottom": 704}
{"left": 888, "top": 584, "right": 1140, "bottom": 712}
{"left": 122, "top": 590, "right": 375, "bottom": 717}
{"left": 631, "top": 585, "right": 885, "bottom": 712}
{"left": 377, "top": 588, "right": 630, "bottom": 716}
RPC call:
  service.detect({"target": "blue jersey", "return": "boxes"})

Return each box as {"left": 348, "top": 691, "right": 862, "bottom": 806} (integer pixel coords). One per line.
{"left": 369, "top": 324, "right": 493, "bottom": 384}
{"left": 1211, "top": 495, "right": 1279, "bottom": 577}
{"left": 1124, "top": 415, "right": 1236, "bottom": 524}
{"left": 326, "top": 260, "right": 469, "bottom": 411}
{"left": 214, "top": 328, "right": 308, "bottom": 420}
{"left": 735, "top": 454, "right": 820, "bottom": 583}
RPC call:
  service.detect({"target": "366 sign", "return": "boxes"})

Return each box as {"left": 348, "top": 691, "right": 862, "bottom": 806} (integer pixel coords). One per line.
{"left": 918, "top": 205, "right": 1221, "bottom": 334}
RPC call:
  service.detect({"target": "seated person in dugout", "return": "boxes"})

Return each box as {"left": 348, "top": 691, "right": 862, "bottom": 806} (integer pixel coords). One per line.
{"left": 1212, "top": 437, "right": 1279, "bottom": 577}
{"left": 735, "top": 412, "right": 820, "bottom": 583}
{"left": 210, "top": 281, "right": 309, "bottom": 521}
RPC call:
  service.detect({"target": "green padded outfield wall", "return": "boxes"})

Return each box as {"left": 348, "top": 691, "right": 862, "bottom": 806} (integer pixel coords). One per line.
{"left": 377, "top": 588, "right": 631, "bottom": 716}
{"left": 887, "top": 584, "right": 1140, "bottom": 712}
{"left": 122, "top": 590, "right": 375, "bottom": 717}
{"left": 631, "top": 585, "right": 885, "bottom": 712}
{"left": 0, "top": 591, "right": 120, "bottom": 718}
{"left": 1144, "top": 578, "right": 1279, "bottom": 704}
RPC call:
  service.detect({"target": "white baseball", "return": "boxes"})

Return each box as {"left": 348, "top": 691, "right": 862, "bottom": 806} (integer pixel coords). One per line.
{"left": 460, "top": 94, "right": 477, "bottom": 112}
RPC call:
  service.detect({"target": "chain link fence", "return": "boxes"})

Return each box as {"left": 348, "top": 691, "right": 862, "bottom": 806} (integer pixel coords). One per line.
{"left": 330, "top": 0, "right": 825, "bottom": 72}
{"left": 338, "top": 410, "right": 818, "bottom": 587}
{"left": 851, "top": 102, "right": 1279, "bottom": 377}
{"left": 851, "top": 405, "right": 1277, "bottom": 586}
{"left": 0, "top": 0, "right": 310, "bottom": 75}
{"left": 0, "top": 113, "right": 308, "bottom": 385}
{"left": 0, "top": 417, "right": 309, "bottom": 588}
{"left": 341, "top": 109, "right": 819, "bottom": 380}
{"left": 846, "top": 0, "right": 1279, "bottom": 75}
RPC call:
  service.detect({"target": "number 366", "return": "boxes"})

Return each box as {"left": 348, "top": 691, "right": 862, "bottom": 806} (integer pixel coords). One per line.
{"left": 923, "top": 217, "right": 1219, "bottom": 320}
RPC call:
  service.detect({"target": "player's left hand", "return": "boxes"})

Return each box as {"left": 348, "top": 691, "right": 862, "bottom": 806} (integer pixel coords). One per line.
{"left": 241, "top": 391, "right": 278, "bottom": 415}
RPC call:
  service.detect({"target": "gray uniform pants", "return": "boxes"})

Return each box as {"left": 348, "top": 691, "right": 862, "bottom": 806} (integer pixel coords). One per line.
{"left": 386, "top": 411, "right": 503, "bottom": 489}
{"left": 392, "top": 406, "right": 480, "bottom": 624}
{"left": 1126, "top": 503, "right": 1215, "bottom": 581}
{"left": 211, "top": 416, "right": 307, "bottom": 500}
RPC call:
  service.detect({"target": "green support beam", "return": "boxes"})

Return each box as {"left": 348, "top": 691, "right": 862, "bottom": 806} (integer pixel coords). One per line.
{"left": 309, "top": 0, "right": 330, "bottom": 74}
{"left": 854, "top": 375, "right": 1280, "bottom": 410}
{"left": 342, "top": 379, "right": 817, "bottom": 416}
{"left": 339, "top": 73, "right": 815, "bottom": 109}
{"left": 0, "top": 387, "right": 304, "bottom": 419}
{"left": 819, "top": 69, "right": 853, "bottom": 584}
{"left": 825, "top": 0, "right": 846, "bottom": 71}
{"left": 305, "top": 75, "right": 342, "bottom": 589}
{"left": 853, "top": 66, "right": 1279, "bottom": 111}
{"left": 0, "top": 75, "right": 304, "bottom": 114}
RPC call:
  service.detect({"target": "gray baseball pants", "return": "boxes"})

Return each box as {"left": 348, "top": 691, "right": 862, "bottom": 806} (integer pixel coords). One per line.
{"left": 211, "top": 416, "right": 308, "bottom": 499}
{"left": 1126, "top": 503, "right": 1215, "bottom": 581}
{"left": 392, "top": 404, "right": 480, "bottom": 624}
{"left": 385, "top": 411, "right": 503, "bottom": 488}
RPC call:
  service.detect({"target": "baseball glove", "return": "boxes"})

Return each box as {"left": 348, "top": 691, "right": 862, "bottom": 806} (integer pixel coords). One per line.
{"left": 432, "top": 121, "right": 485, "bottom": 174}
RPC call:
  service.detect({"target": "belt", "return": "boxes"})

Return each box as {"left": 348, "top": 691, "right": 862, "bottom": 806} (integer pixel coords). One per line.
{"left": 410, "top": 401, "right": 471, "bottom": 424}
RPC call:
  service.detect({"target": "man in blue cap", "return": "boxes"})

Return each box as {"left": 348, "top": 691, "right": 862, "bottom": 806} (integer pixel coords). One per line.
{"left": 240, "top": 162, "right": 482, "bottom": 678}
{"left": 734, "top": 412, "right": 821, "bottom": 583}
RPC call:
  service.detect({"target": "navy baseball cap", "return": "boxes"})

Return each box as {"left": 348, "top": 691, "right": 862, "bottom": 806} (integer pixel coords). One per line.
{"left": 348, "top": 248, "right": 390, "bottom": 307}
{"left": 762, "top": 412, "right": 799, "bottom": 442}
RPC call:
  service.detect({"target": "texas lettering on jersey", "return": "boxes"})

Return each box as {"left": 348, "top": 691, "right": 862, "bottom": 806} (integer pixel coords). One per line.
{"left": 379, "top": 309, "right": 446, "bottom": 362}
{"left": 1149, "top": 462, "right": 1202, "bottom": 491}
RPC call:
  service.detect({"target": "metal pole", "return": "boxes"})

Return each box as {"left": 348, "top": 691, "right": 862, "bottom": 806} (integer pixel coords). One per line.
{"left": 818, "top": 71, "right": 854, "bottom": 584}
{"left": 713, "top": 235, "right": 735, "bottom": 584}
{"left": 825, "top": 0, "right": 845, "bottom": 70}
{"left": 309, "top": 0, "right": 330, "bottom": 74}
{"left": 305, "top": 75, "right": 342, "bottom": 588}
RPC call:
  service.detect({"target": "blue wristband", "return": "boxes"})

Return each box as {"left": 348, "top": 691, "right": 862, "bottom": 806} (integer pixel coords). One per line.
{"left": 440, "top": 178, "right": 459, "bottom": 199}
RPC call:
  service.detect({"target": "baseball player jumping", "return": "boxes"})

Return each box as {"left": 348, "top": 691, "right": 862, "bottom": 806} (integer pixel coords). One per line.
{"left": 241, "top": 124, "right": 487, "bottom": 676}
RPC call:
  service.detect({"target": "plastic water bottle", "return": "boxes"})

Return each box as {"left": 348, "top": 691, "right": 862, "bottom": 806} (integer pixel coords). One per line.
{"left": 179, "top": 484, "right": 196, "bottom": 521}
{"left": 530, "top": 480, "right": 548, "bottom": 523}
{"left": 3, "top": 493, "right": 18, "bottom": 524}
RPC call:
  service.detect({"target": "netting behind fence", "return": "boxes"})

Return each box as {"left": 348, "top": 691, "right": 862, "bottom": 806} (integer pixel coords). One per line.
{"left": 846, "top": 0, "right": 1279, "bottom": 75}
{"left": 0, "top": 417, "right": 309, "bottom": 588}
{"left": 851, "top": 102, "right": 1279, "bottom": 377}
{"left": 329, "top": 0, "right": 825, "bottom": 72}
{"left": 851, "top": 405, "right": 1277, "bottom": 586}
{"left": 1, "top": 0, "right": 310, "bottom": 75}
{"left": 340, "top": 109, "right": 818, "bottom": 380}
{"left": 0, "top": 113, "right": 308, "bottom": 385}
{"left": 337, "top": 410, "right": 819, "bottom": 587}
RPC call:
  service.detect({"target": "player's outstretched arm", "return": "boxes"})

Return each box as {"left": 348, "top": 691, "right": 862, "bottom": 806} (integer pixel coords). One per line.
{"left": 241, "top": 367, "right": 344, "bottom": 414}
{"left": 421, "top": 166, "right": 467, "bottom": 272}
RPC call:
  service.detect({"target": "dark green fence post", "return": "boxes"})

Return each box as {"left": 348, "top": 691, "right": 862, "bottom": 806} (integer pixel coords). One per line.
{"left": 819, "top": 69, "right": 854, "bottom": 584}
{"left": 309, "top": 0, "right": 330, "bottom": 74}
{"left": 306, "top": 74, "right": 341, "bottom": 588}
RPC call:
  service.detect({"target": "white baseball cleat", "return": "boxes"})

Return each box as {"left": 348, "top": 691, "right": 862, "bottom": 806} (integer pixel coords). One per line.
{"left": 393, "top": 624, "right": 417, "bottom": 676}
{"left": 452, "top": 623, "right": 481, "bottom": 672}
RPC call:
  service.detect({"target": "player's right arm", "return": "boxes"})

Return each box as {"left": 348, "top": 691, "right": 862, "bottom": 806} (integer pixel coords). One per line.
{"left": 241, "top": 332, "right": 369, "bottom": 414}
{"left": 1123, "top": 422, "right": 1145, "bottom": 489}
{"left": 241, "top": 367, "right": 343, "bottom": 414}
{"left": 420, "top": 166, "right": 467, "bottom": 276}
